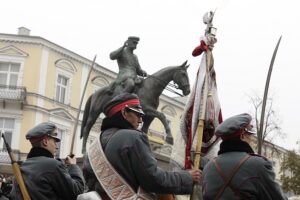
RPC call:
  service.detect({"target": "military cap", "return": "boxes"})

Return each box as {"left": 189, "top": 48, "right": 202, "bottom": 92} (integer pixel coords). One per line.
{"left": 128, "top": 36, "right": 140, "bottom": 41}
{"left": 215, "top": 113, "right": 255, "bottom": 140}
{"left": 103, "top": 93, "right": 144, "bottom": 117}
{"left": 26, "top": 122, "right": 60, "bottom": 143}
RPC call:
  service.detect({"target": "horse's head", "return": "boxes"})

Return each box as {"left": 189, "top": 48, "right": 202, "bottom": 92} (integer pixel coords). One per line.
{"left": 173, "top": 61, "right": 190, "bottom": 96}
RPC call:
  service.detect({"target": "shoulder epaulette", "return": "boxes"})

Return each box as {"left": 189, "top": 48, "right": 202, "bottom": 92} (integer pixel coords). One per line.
{"left": 132, "top": 128, "right": 145, "bottom": 134}
{"left": 249, "top": 153, "right": 268, "bottom": 161}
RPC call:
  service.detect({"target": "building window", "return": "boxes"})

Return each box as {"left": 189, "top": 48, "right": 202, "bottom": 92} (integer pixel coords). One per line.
{"left": 0, "top": 62, "right": 20, "bottom": 86}
{"left": 56, "top": 128, "right": 65, "bottom": 158}
{"left": 54, "top": 59, "right": 76, "bottom": 105}
{"left": 0, "top": 118, "right": 15, "bottom": 149}
{"left": 91, "top": 76, "right": 109, "bottom": 92}
{"left": 56, "top": 75, "right": 69, "bottom": 103}
{"left": 161, "top": 105, "right": 176, "bottom": 117}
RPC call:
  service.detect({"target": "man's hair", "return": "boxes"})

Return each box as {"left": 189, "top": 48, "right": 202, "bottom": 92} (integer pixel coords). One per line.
{"left": 30, "top": 130, "right": 53, "bottom": 147}
{"left": 31, "top": 140, "right": 42, "bottom": 147}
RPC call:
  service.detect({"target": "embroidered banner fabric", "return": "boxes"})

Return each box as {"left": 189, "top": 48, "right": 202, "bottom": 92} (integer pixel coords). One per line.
{"left": 88, "top": 135, "right": 156, "bottom": 200}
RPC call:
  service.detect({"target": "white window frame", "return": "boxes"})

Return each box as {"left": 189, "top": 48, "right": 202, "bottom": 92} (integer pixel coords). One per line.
{"left": 0, "top": 62, "right": 21, "bottom": 86}
{"left": 56, "top": 74, "right": 69, "bottom": 103}
{"left": 161, "top": 105, "right": 177, "bottom": 117}
{"left": 0, "top": 117, "right": 16, "bottom": 150}
{"left": 56, "top": 128, "right": 66, "bottom": 158}
{"left": 92, "top": 76, "right": 109, "bottom": 93}
{"left": 49, "top": 112, "right": 72, "bottom": 159}
{"left": 55, "top": 68, "right": 73, "bottom": 104}
{"left": 51, "top": 123, "right": 70, "bottom": 159}
{"left": 55, "top": 59, "right": 76, "bottom": 105}
{"left": 0, "top": 109, "right": 22, "bottom": 151}
{"left": 0, "top": 55, "right": 25, "bottom": 87}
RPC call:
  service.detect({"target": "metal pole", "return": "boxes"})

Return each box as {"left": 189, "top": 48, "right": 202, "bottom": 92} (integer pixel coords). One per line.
{"left": 69, "top": 55, "right": 97, "bottom": 155}
{"left": 258, "top": 36, "right": 282, "bottom": 155}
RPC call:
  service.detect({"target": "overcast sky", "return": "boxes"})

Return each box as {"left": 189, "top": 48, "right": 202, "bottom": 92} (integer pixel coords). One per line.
{"left": 2, "top": 0, "right": 300, "bottom": 151}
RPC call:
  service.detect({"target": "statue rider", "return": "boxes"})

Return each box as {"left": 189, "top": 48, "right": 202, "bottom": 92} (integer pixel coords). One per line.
{"left": 109, "top": 36, "right": 147, "bottom": 94}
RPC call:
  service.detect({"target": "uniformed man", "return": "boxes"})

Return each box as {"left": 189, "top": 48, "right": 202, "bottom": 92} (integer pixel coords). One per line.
{"left": 83, "top": 93, "right": 201, "bottom": 199}
{"left": 10, "top": 122, "right": 84, "bottom": 200}
{"left": 202, "top": 113, "right": 287, "bottom": 200}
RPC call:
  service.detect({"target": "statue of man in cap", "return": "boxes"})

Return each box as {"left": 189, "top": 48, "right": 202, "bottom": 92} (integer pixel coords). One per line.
{"left": 109, "top": 36, "right": 148, "bottom": 94}
{"left": 82, "top": 93, "right": 201, "bottom": 199}
{"left": 201, "top": 113, "right": 287, "bottom": 200}
{"left": 10, "top": 122, "right": 84, "bottom": 200}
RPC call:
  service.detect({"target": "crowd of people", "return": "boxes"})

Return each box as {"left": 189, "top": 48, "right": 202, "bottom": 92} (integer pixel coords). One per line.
{"left": 0, "top": 174, "right": 12, "bottom": 200}
{"left": 1, "top": 92, "right": 289, "bottom": 200}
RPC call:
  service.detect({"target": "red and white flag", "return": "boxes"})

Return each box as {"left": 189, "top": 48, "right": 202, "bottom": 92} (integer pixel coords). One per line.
{"left": 170, "top": 37, "right": 222, "bottom": 170}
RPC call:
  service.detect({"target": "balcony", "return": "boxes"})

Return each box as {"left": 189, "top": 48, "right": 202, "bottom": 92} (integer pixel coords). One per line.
{"left": 0, "top": 149, "right": 22, "bottom": 175}
{"left": 148, "top": 129, "right": 166, "bottom": 141}
{"left": 0, "top": 148, "right": 21, "bottom": 164}
{"left": 0, "top": 84, "right": 26, "bottom": 104}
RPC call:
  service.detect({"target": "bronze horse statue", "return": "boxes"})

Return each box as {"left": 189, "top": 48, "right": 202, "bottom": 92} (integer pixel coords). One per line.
{"left": 80, "top": 61, "right": 190, "bottom": 153}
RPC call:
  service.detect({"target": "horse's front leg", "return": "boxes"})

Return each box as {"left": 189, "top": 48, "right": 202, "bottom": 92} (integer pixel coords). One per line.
{"left": 143, "top": 108, "right": 173, "bottom": 145}
{"left": 82, "top": 101, "right": 103, "bottom": 153}
{"left": 141, "top": 115, "right": 154, "bottom": 134}
{"left": 82, "top": 112, "right": 99, "bottom": 154}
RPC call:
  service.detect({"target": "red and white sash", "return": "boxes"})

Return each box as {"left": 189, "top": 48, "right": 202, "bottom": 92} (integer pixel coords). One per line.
{"left": 88, "top": 134, "right": 157, "bottom": 200}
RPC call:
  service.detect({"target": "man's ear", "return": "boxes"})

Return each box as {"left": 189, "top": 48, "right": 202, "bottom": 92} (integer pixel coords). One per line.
{"left": 240, "top": 133, "right": 246, "bottom": 140}
{"left": 121, "top": 108, "right": 126, "bottom": 118}
{"left": 41, "top": 138, "right": 48, "bottom": 147}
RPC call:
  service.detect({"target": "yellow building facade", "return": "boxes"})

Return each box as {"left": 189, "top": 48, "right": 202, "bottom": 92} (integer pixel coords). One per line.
{"left": 0, "top": 27, "right": 186, "bottom": 173}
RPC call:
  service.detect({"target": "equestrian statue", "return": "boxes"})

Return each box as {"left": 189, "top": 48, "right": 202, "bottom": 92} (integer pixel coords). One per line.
{"left": 80, "top": 36, "right": 191, "bottom": 153}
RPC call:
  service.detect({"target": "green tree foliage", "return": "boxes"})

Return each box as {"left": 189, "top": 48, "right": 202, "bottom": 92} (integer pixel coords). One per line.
{"left": 280, "top": 150, "right": 300, "bottom": 195}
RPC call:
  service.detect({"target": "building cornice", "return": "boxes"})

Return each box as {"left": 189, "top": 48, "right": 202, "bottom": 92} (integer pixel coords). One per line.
{"left": 252, "top": 135, "right": 289, "bottom": 153}
{"left": 0, "top": 33, "right": 117, "bottom": 79}
{"left": 0, "top": 33, "right": 187, "bottom": 109}
{"left": 93, "top": 65, "right": 116, "bottom": 80}
{"left": 24, "top": 104, "right": 78, "bottom": 124}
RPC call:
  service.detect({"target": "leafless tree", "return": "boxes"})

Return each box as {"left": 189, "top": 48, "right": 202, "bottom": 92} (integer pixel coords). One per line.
{"left": 247, "top": 93, "right": 285, "bottom": 155}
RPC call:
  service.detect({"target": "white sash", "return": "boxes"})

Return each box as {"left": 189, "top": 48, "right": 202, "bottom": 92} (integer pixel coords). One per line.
{"left": 88, "top": 133, "right": 157, "bottom": 200}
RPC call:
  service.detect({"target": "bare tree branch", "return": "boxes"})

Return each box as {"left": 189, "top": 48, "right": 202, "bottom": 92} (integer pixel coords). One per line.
{"left": 247, "top": 92, "right": 285, "bottom": 154}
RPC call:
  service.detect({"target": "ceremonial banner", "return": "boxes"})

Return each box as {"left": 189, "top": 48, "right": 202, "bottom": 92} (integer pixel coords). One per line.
{"left": 170, "top": 38, "right": 222, "bottom": 200}
{"left": 169, "top": 11, "right": 223, "bottom": 200}
{"left": 170, "top": 37, "right": 222, "bottom": 172}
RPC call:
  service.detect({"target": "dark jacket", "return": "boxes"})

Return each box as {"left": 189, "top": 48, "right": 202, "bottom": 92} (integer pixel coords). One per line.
{"left": 202, "top": 140, "right": 286, "bottom": 200}
{"left": 83, "top": 127, "right": 194, "bottom": 195}
{"left": 10, "top": 147, "right": 84, "bottom": 200}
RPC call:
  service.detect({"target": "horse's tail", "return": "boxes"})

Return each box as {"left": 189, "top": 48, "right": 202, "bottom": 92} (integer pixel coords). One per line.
{"left": 80, "top": 95, "right": 92, "bottom": 139}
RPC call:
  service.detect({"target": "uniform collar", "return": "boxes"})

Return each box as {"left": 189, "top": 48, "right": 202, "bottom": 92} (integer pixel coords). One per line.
{"left": 27, "top": 147, "right": 54, "bottom": 159}
{"left": 218, "top": 139, "right": 254, "bottom": 155}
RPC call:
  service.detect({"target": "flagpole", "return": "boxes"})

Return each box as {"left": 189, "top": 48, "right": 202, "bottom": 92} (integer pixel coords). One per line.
{"left": 193, "top": 49, "right": 212, "bottom": 169}
{"left": 190, "top": 10, "right": 216, "bottom": 200}
{"left": 190, "top": 49, "right": 212, "bottom": 200}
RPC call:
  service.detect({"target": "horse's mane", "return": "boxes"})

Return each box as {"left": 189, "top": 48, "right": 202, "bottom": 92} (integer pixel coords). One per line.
{"left": 150, "top": 65, "right": 179, "bottom": 77}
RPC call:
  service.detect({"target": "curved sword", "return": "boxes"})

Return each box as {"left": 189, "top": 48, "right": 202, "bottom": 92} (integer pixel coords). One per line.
{"left": 257, "top": 36, "right": 282, "bottom": 155}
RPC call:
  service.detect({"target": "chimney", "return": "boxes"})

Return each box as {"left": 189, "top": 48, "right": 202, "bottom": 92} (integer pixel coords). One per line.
{"left": 18, "top": 27, "right": 31, "bottom": 36}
